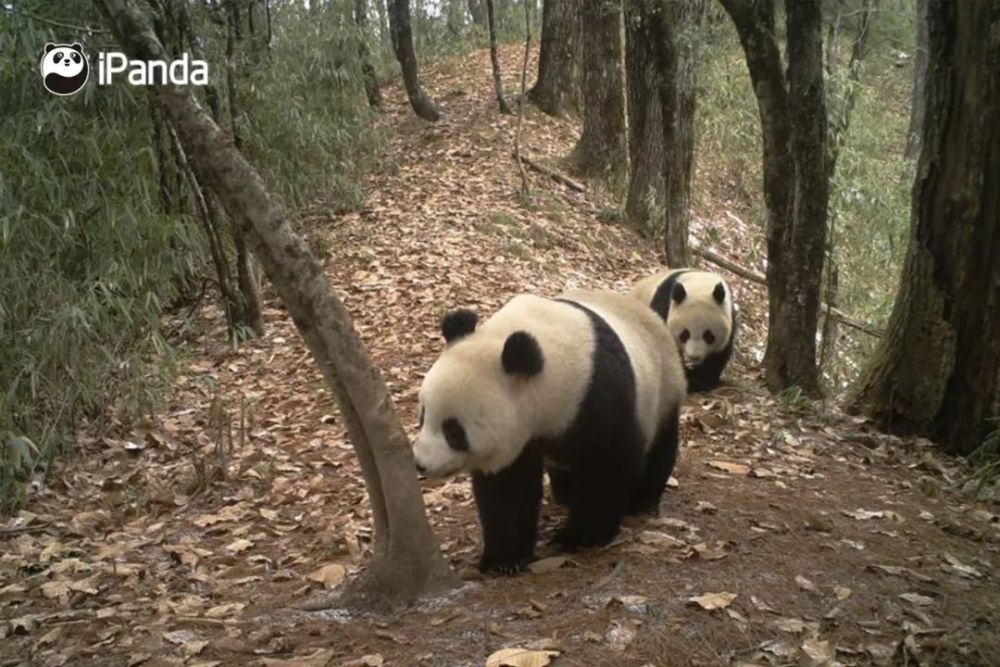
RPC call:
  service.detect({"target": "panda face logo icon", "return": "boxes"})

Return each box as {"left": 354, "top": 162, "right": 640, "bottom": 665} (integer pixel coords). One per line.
{"left": 40, "top": 43, "right": 89, "bottom": 96}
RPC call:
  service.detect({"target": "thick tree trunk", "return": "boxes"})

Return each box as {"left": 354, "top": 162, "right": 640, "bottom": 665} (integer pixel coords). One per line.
{"left": 527, "top": 0, "right": 581, "bottom": 116}
{"left": 720, "top": 0, "right": 827, "bottom": 396}
{"left": 97, "top": 0, "right": 457, "bottom": 607}
{"left": 388, "top": 0, "right": 440, "bottom": 121}
{"left": 849, "top": 1, "right": 1000, "bottom": 456}
{"left": 658, "top": 0, "right": 701, "bottom": 266}
{"left": 570, "top": 0, "right": 626, "bottom": 184}
{"left": 904, "top": 0, "right": 928, "bottom": 159}
{"left": 356, "top": 0, "right": 383, "bottom": 108}
{"left": 486, "top": 0, "right": 512, "bottom": 113}
{"left": 624, "top": 0, "right": 664, "bottom": 235}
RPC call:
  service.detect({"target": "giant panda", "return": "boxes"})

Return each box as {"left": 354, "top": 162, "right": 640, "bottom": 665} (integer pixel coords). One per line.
{"left": 631, "top": 269, "right": 736, "bottom": 393}
{"left": 413, "top": 290, "right": 686, "bottom": 574}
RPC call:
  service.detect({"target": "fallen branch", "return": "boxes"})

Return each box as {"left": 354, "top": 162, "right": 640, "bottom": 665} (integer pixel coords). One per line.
{"left": 513, "top": 153, "right": 587, "bottom": 192}
{"left": 692, "top": 246, "right": 882, "bottom": 338}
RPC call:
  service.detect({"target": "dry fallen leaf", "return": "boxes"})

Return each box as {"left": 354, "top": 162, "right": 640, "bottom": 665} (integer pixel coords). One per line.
{"left": 225, "top": 538, "right": 254, "bottom": 553}
{"left": 707, "top": 460, "right": 750, "bottom": 475}
{"left": 260, "top": 648, "right": 336, "bottom": 667}
{"left": 341, "top": 655, "right": 384, "bottom": 667}
{"left": 484, "top": 647, "right": 559, "bottom": 667}
{"left": 795, "top": 575, "right": 819, "bottom": 593}
{"left": 687, "top": 591, "right": 737, "bottom": 611}
{"left": 606, "top": 618, "right": 642, "bottom": 652}
{"left": 637, "top": 530, "right": 686, "bottom": 549}
{"left": 842, "top": 509, "right": 884, "bottom": 520}
{"left": 799, "top": 637, "right": 835, "bottom": 666}
{"left": 527, "top": 556, "right": 568, "bottom": 574}
{"left": 771, "top": 617, "right": 806, "bottom": 633}
{"left": 833, "top": 586, "right": 852, "bottom": 600}
{"left": 899, "top": 592, "right": 935, "bottom": 606}
{"left": 942, "top": 553, "right": 983, "bottom": 579}
{"left": 307, "top": 563, "right": 347, "bottom": 588}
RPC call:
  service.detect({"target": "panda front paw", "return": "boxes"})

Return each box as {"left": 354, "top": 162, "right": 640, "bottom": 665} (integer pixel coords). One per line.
{"left": 478, "top": 554, "right": 531, "bottom": 575}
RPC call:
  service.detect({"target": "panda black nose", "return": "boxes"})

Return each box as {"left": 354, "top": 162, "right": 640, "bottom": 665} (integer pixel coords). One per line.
{"left": 415, "top": 462, "right": 426, "bottom": 475}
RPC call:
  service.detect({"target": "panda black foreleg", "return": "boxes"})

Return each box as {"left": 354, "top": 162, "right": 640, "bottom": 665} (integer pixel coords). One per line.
{"left": 472, "top": 450, "right": 544, "bottom": 574}
{"left": 546, "top": 463, "right": 575, "bottom": 506}
{"left": 629, "top": 409, "right": 680, "bottom": 514}
{"left": 552, "top": 445, "right": 640, "bottom": 551}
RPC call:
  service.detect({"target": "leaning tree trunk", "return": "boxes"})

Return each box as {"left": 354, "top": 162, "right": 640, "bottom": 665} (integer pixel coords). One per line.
{"left": 849, "top": 0, "right": 1000, "bottom": 456}
{"left": 388, "top": 0, "right": 440, "bottom": 121}
{"left": 96, "top": 0, "right": 457, "bottom": 608}
{"left": 570, "top": 0, "right": 626, "bottom": 184}
{"left": 720, "top": 0, "right": 828, "bottom": 396}
{"left": 527, "top": 0, "right": 581, "bottom": 116}
{"left": 486, "top": 0, "right": 512, "bottom": 113}
{"left": 904, "top": 0, "right": 928, "bottom": 159}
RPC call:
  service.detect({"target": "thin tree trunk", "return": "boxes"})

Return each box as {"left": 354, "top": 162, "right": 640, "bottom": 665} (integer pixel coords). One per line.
{"left": 388, "top": 0, "right": 440, "bottom": 121}
{"left": 904, "top": 0, "right": 928, "bottom": 159}
{"left": 850, "top": 0, "right": 1000, "bottom": 456}
{"left": 356, "top": 0, "right": 384, "bottom": 108}
{"left": 826, "top": 0, "right": 871, "bottom": 179}
{"left": 467, "top": 0, "right": 488, "bottom": 28}
{"left": 486, "top": 0, "right": 512, "bottom": 113}
{"left": 96, "top": 0, "right": 458, "bottom": 607}
{"left": 527, "top": 0, "right": 581, "bottom": 116}
{"left": 570, "top": 0, "right": 626, "bottom": 184}
{"left": 720, "top": 0, "right": 828, "bottom": 396}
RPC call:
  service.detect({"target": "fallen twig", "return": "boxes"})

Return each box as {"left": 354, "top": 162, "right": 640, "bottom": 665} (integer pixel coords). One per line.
{"left": 513, "top": 153, "right": 587, "bottom": 193}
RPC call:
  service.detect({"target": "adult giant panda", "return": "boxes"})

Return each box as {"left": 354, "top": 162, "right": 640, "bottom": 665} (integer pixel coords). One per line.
{"left": 413, "top": 290, "right": 686, "bottom": 574}
{"left": 631, "top": 269, "right": 736, "bottom": 392}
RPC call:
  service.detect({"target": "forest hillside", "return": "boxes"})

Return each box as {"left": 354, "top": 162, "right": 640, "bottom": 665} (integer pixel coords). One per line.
{"left": 1, "top": 37, "right": 998, "bottom": 666}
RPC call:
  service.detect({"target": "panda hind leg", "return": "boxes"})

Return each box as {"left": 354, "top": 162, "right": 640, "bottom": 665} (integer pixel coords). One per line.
{"left": 552, "top": 446, "right": 639, "bottom": 550}
{"left": 629, "top": 408, "right": 680, "bottom": 515}
{"left": 473, "top": 450, "right": 544, "bottom": 574}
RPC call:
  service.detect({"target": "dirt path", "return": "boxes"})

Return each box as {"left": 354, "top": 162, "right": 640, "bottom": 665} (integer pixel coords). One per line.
{"left": 1, "top": 47, "right": 997, "bottom": 667}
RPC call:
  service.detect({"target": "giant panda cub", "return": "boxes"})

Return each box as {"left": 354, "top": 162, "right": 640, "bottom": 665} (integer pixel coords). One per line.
{"left": 631, "top": 269, "right": 736, "bottom": 392}
{"left": 413, "top": 290, "right": 686, "bottom": 574}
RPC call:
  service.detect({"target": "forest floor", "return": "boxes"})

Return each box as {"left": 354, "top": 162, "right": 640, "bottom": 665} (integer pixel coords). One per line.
{"left": 2, "top": 46, "right": 998, "bottom": 667}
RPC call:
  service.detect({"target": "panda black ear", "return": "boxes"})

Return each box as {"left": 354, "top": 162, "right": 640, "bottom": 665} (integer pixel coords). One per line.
{"left": 502, "top": 331, "right": 544, "bottom": 377}
{"left": 713, "top": 282, "right": 726, "bottom": 304}
{"left": 441, "top": 309, "right": 477, "bottom": 343}
{"left": 671, "top": 282, "right": 687, "bottom": 304}
{"left": 45, "top": 43, "right": 56, "bottom": 54}
{"left": 70, "top": 43, "right": 84, "bottom": 52}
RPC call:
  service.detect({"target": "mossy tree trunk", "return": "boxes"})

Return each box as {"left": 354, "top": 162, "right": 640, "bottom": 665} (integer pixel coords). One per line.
{"left": 849, "top": 0, "right": 1000, "bottom": 456}
{"left": 528, "top": 0, "right": 581, "bottom": 116}
{"left": 720, "top": 0, "right": 828, "bottom": 396}
{"left": 97, "top": 0, "right": 457, "bottom": 608}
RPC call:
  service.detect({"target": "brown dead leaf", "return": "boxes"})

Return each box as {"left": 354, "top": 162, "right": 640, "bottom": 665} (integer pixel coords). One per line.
{"left": 637, "top": 530, "right": 686, "bottom": 549}
{"left": 707, "top": 460, "right": 750, "bottom": 475}
{"left": 795, "top": 574, "right": 819, "bottom": 593}
{"left": 261, "top": 648, "right": 335, "bottom": 667}
{"left": 341, "top": 655, "right": 384, "bottom": 667}
{"left": 688, "top": 591, "right": 737, "bottom": 611}
{"left": 799, "top": 638, "right": 835, "bottom": 666}
{"left": 899, "top": 592, "right": 935, "bottom": 606}
{"left": 606, "top": 618, "right": 642, "bottom": 652}
{"left": 942, "top": 553, "right": 983, "bottom": 579}
{"left": 833, "top": 586, "right": 852, "bottom": 600}
{"left": 771, "top": 617, "right": 806, "bottom": 633}
{"left": 307, "top": 563, "right": 346, "bottom": 588}
{"left": 842, "top": 509, "right": 884, "bottom": 520}
{"left": 39, "top": 580, "right": 70, "bottom": 602}
{"left": 225, "top": 538, "right": 254, "bottom": 553}
{"left": 485, "top": 647, "right": 560, "bottom": 667}
{"left": 526, "top": 556, "right": 569, "bottom": 574}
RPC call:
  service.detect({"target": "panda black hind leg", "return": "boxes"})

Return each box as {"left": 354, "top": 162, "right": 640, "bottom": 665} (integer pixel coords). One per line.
{"left": 472, "top": 449, "right": 544, "bottom": 574}
{"left": 629, "top": 408, "right": 680, "bottom": 514}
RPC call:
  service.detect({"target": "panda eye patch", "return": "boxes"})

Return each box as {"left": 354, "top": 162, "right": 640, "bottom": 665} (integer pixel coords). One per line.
{"left": 442, "top": 418, "right": 469, "bottom": 452}
{"left": 703, "top": 330, "right": 716, "bottom": 345}
{"left": 71, "top": 52, "right": 81, "bottom": 63}
{"left": 679, "top": 329, "right": 690, "bottom": 343}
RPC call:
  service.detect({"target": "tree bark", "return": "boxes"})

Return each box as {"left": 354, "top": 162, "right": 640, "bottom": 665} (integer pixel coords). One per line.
{"left": 624, "top": 0, "right": 664, "bottom": 234}
{"left": 849, "top": 0, "right": 1000, "bottom": 456}
{"left": 720, "top": 0, "right": 828, "bottom": 396}
{"left": 486, "top": 0, "right": 512, "bottom": 114}
{"left": 467, "top": 0, "right": 488, "bottom": 28}
{"left": 527, "top": 0, "right": 581, "bottom": 116}
{"left": 904, "top": 0, "right": 928, "bottom": 159}
{"left": 96, "top": 0, "right": 457, "bottom": 607}
{"left": 356, "top": 0, "right": 384, "bottom": 108}
{"left": 570, "top": 0, "right": 626, "bottom": 184}
{"left": 388, "top": 0, "right": 440, "bottom": 121}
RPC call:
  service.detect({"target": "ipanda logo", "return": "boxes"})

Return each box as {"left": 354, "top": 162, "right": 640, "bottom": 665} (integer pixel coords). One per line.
{"left": 41, "top": 43, "right": 208, "bottom": 96}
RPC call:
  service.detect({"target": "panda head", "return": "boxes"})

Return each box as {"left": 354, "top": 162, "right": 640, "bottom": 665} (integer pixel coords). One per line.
{"left": 40, "top": 43, "right": 89, "bottom": 96}
{"left": 413, "top": 309, "right": 543, "bottom": 477}
{"left": 669, "top": 278, "right": 731, "bottom": 368}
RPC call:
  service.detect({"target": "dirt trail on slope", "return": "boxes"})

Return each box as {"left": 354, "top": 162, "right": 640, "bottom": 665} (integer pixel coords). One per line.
{"left": 1, "top": 46, "right": 997, "bottom": 667}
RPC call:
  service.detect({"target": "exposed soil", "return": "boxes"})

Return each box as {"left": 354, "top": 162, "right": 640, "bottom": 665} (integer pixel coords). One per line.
{"left": 1, "top": 46, "right": 997, "bottom": 667}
